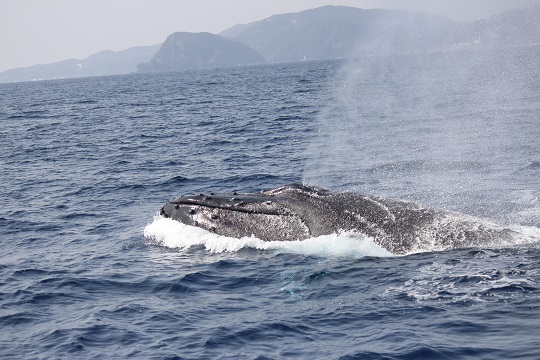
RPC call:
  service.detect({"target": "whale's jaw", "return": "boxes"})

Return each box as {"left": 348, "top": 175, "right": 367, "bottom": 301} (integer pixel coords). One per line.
{"left": 160, "top": 189, "right": 311, "bottom": 241}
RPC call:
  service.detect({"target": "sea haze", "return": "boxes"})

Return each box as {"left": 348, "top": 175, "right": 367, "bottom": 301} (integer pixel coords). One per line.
{"left": 3, "top": 3, "right": 540, "bottom": 83}
{"left": 1, "top": 44, "right": 540, "bottom": 358}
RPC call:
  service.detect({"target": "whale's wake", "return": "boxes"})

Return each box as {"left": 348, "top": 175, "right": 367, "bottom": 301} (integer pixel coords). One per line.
{"left": 144, "top": 215, "right": 392, "bottom": 258}
{"left": 144, "top": 215, "right": 540, "bottom": 258}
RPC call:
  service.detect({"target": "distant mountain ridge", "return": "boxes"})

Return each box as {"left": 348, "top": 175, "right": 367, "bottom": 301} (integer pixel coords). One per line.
{"left": 219, "top": 22, "right": 256, "bottom": 39}
{"left": 470, "top": 2, "right": 540, "bottom": 47}
{"left": 0, "top": 44, "right": 160, "bottom": 83}
{"left": 226, "top": 6, "right": 459, "bottom": 62}
{"left": 137, "top": 32, "right": 264, "bottom": 73}
{"left": 223, "top": 4, "right": 540, "bottom": 63}
{"left": 1, "top": 4, "right": 539, "bottom": 83}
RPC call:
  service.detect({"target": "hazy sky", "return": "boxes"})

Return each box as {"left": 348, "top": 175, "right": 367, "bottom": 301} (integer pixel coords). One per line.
{"left": 2, "top": 0, "right": 535, "bottom": 72}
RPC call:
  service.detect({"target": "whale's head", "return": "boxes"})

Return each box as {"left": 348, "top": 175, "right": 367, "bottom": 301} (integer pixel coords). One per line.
{"left": 159, "top": 183, "right": 523, "bottom": 254}
{"left": 160, "top": 184, "right": 326, "bottom": 241}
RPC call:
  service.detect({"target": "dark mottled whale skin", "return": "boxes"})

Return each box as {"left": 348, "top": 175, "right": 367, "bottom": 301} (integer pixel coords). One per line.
{"left": 160, "top": 183, "right": 520, "bottom": 254}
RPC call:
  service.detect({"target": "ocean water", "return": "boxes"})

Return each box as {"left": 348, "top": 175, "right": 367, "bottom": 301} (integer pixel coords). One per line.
{"left": 1, "top": 46, "right": 540, "bottom": 359}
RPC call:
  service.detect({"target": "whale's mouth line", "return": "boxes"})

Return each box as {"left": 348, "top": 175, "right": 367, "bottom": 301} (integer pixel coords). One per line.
{"left": 164, "top": 194, "right": 284, "bottom": 216}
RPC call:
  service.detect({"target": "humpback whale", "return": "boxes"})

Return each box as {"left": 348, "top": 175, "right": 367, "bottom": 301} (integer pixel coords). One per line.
{"left": 160, "top": 183, "right": 520, "bottom": 254}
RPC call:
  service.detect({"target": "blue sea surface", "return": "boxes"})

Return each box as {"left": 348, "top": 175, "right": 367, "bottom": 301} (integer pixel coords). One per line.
{"left": 1, "top": 47, "right": 540, "bottom": 359}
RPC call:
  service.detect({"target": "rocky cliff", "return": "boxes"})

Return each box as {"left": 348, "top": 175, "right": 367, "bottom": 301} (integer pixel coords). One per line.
{"left": 137, "top": 32, "right": 264, "bottom": 73}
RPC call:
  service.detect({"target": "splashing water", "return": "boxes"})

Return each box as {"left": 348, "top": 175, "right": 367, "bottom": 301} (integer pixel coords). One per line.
{"left": 143, "top": 215, "right": 392, "bottom": 258}
{"left": 143, "top": 215, "right": 540, "bottom": 257}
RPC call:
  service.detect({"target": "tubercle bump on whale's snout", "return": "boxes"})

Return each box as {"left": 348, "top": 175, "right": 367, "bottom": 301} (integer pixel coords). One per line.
{"left": 160, "top": 206, "right": 169, "bottom": 218}
{"left": 164, "top": 191, "right": 283, "bottom": 216}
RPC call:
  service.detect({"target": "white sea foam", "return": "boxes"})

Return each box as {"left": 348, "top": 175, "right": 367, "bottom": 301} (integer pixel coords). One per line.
{"left": 143, "top": 215, "right": 392, "bottom": 258}
{"left": 509, "top": 225, "right": 540, "bottom": 245}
